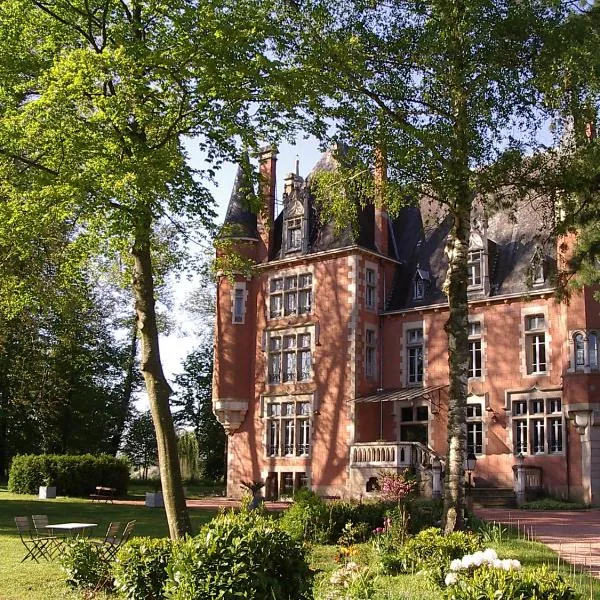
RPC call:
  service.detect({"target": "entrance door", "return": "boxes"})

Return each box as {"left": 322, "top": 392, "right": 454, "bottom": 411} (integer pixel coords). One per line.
{"left": 399, "top": 405, "right": 428, "bottom": 445}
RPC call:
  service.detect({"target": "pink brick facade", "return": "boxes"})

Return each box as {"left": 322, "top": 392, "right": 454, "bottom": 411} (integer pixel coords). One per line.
{"left": 213, "top": 150, "right": 600, "bottom": 503}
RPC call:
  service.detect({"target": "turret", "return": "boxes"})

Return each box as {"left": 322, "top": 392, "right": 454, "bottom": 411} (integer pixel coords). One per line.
{"left": 213, "top": 157, "right": 258, "bottom": 434}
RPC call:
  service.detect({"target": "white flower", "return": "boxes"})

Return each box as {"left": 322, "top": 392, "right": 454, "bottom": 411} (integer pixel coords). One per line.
{"left": 450, "top": 558, "right": 463, "bottom": 571}
{"left": 461, "top": 555, "right": 474, "bottom": 569}
{"left": 445, "top": 572, "right": 459, "bottom": 586}
{"left": 492, "top": 559, "right": 503, "bottom": 569}
{"left": 510, "top": 559, "right": 521, "bottom": 570}
{"left": 471, "top": 551, "right": 485, "bottom": 567}
{"left": 501, "top": 559, "right": 514, "bottom": 571}
{"left": 482, "top": 548, "right": 498, "bottom": 562}
{"left": 346, "top": 561, "right": 359, "bottom": 571}
{"left": 330, "top": 572, "right": 342, "bottom": 584}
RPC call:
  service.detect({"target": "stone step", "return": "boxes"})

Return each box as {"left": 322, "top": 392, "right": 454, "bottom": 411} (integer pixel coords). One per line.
{"left": 469, "top": 487, "right": 516, "bottom": 508}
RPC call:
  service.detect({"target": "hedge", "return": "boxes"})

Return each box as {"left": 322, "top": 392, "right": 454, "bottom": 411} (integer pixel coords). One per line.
{"left": 8, "top": 453, "right": 129, "bottom": 496}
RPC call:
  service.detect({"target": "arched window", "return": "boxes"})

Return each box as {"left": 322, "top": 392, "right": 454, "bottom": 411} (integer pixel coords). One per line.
{"left": 589, "top": 332, "right": 598, "bottom": 370}
{"left": 574, "top": 333, "right": 585, "bottom": 369}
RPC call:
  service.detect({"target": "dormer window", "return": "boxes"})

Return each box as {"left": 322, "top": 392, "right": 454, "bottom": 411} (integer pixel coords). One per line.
{"left": 467, "top": 250, "right": 483, "bottom": 288}
{"left": 530, "top": 249, "right": 545, "bottom": 286}
{"left": 413, "top": 269, "right": 429, "bottom": 301}
{"left": 286, "top": 217, "right": 302, "bottom": 252}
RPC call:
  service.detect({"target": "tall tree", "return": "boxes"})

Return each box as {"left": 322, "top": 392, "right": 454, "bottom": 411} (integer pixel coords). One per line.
{"left": 173, "top": 342, "right": 225, "bottom": 481}
{"left": 0, "top": 0, "right": 310, "bottom": 537}
{"left": 283, "top": 0, "right": 573, "bottom": 530}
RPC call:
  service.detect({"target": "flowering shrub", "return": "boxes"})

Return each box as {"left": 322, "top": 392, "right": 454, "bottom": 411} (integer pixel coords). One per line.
{"left": 391, "top": 527, "right": 483, "bottom": 584}
{"left": 325, "top": 562, "right": 376, "bottom": 600}
{"left": 443, "top": 548, "right": 520, "bottom": 585}
{"left": 378, "top": 469, "right": 416, "bottom": 504}
{"left": 442, "top": 564, "right": 578, "bottom": 599}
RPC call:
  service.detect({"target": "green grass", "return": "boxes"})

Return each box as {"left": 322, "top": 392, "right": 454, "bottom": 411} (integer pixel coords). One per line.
{"left": 520, "top": 497, "right": 589, "bottom": 511}
{"left": 127, "top": 480, "right": 225, "bottom": 499}
{"left": 2, "top": 487, "right": 600, "bottom": 599}
{"left": 0, "top": 487, "right": 216, "bottom": 600}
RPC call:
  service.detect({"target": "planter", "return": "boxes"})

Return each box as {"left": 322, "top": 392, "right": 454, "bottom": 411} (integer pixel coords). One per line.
{"left": 39, "top": 486, "right": 57, "bottom": 499}
{"left": 145, "top": 491, "right": 164, "bottom": 508}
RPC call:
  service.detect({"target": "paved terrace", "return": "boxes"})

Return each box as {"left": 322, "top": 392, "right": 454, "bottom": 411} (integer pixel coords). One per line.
{"left": 476, "top": 508, "right": 600, "bottom": 578}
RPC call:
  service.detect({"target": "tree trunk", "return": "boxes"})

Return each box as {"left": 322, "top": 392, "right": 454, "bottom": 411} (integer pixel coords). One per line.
{"left": 442, "top": 0, "right": 471, "bottom": 532}
{"left": 110, "top": 315, "right": 138, "bottom": 455}
{"left": 131, "top": 212, "right": 191, "bottom": 539}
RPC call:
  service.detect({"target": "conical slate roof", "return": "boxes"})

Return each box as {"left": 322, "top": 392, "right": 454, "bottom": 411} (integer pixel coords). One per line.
{"left": 221, "top": 160, "right": 258, "bottom": 239}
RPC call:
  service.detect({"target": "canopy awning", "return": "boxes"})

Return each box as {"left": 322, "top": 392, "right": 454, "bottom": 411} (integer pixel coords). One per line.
{"left": 353, "top": 385, "right": 447, "bottom": 405}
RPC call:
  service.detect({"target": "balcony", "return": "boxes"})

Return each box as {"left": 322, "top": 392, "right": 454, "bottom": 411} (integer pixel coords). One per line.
{"left": 350, "top": 441, "right": 432, "bottom": 469}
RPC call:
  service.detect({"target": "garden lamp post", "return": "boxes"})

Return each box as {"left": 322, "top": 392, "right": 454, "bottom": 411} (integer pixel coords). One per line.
{"left": 465, "top": 452, "right": 477, "bottom": 490}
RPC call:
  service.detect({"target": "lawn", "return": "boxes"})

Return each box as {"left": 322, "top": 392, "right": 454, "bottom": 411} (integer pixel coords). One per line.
{"left": 2, "top": 487, "right": 600, "bottom": 600}
{"left": 0, "top": 487, "right": 216, "bottom": 600}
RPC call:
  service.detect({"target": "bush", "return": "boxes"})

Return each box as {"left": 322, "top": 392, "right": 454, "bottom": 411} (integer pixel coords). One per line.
{"left": 165, "top": 509, "right": 313, "bottom": 599}
{"left": 8, "top": 453, "right": 129, "bottom": 496}
{"left": 443, "top": 565, "right": 579, "bottom": 599}
{"left": 407, "top": 497, "right": 444, "bottom": 533}
{"left": 279, "top": 488, "right": 330, "bottom": 543}
{"left": 113, "top": 537, "right": 173, "bottom": 600}
{"left": 392, "top": 527, "right": 482, "bottom": 585}
{"left": 60, "top": 538, "right": 110, "bottom": 590}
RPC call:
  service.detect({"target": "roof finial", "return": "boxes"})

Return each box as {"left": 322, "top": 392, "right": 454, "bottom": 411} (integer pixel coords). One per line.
{"left": 295, "top": 155, "right": 300, "bottom": 177}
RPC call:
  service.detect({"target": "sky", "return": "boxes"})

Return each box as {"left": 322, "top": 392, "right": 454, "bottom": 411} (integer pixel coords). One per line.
{"left": 154, "top": 135, "right": 324, "bottom": 393}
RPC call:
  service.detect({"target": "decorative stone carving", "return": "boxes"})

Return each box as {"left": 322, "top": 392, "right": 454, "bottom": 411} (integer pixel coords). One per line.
{"left": 213, "top": 398, "right": 249, "bottom": 434}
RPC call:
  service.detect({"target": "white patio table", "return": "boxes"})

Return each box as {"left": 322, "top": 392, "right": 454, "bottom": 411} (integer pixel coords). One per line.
{"left": 44, "top": 522, "right": 97, "bottom": 537}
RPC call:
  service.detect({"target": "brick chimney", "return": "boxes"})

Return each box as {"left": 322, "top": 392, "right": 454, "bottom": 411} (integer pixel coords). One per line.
{"left": 374, "top": 146, "right": 389, "bottom": 256}
{"left": 257, "top": 145, "right": 277, "bottom": 262}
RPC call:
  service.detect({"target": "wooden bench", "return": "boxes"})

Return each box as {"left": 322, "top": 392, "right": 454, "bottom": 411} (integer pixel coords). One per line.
{"left": 90, "top": 486, "right": 117, "bottom": 503}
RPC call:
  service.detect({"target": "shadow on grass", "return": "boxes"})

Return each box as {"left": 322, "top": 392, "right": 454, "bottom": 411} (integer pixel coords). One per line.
{"left": 0, "top": 490, "right": 217, "bottom": 539}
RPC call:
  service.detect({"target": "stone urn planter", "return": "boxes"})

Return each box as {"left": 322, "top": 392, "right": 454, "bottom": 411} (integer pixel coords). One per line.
{"left": 39, "top": 485, "right": 57, "bottom": 499}
{"left": 145, "top": 491, "right": 164, "bottom": 508}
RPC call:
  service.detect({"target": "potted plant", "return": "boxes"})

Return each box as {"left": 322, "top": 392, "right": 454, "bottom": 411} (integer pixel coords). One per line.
{"left": 39, "top": 475, "right": 57, "bottom": 499}
{"left": 145, "top": 479, "right": 164, "bottom": 508}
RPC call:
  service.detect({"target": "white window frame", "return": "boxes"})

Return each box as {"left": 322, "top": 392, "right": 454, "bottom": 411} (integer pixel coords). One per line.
{"left": 286, "top": 217, "right": 303, "bottom": 252}
{"left": 406, "top": 327, "right": 424, "bottom": 385}
{"left": 365, "top": 328, "right": 376, "bottom": 379}
{"left": 269, "top": 273, "right": 312, "bottom": 320}
{"left": 508, "top": 391, "right": 564, "bottom": 456}
{"left": 365, "top": 267, "right": 376, "bottom": 310}
{"left": 467, "top": 249, "right": 483, "bottom": 289}
{"left": 468, "top": 321, "right": 482, "bottom": 379}
{"left": 232, "top": 282, "right": 246, "bottom": 324}
{"left": 466, "top": 397, "right": 484, "bottom": 456}
{"left": 266, "top": 328, "right": 313, "bottom": 385}
{"left": 263, "top": 395, "right": 312, "bottom": 457}
{"left": 525, "top": 314, "right": 547, "bottom": 374}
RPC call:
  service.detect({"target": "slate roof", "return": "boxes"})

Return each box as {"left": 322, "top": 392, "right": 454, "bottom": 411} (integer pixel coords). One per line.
{"left": 221, "top": 162, "right": 258, "bottom": 240}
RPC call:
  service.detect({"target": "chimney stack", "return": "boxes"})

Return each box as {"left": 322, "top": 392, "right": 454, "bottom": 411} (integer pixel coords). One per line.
{"left": 257, "top": 145, "right": 277, "bottom": 262}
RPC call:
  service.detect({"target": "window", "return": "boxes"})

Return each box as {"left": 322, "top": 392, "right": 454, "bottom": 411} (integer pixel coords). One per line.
{"left": 269, "top": 274, "right": 312, "bottom": 319}
{"left": 466, "top": 402, "right": 483, "bottom": 455}
{"left": 399, "top": 404, "right": 428, "bottom": 443}
{"left": 467, "top": 250, "right": 483, "bottom": 288}
{"left": 570, "top": 331, "right": 599, "bottom": 371}
{"left": 365, "top": 329, "right": 376, "bottom": 378}
{"left": 286, "top": 217, "right": 302, "bottom": 251}
{"left": 413, "top": 278, "right": 425, "bottom": 300}
{"left": 407, "top": 328, "right": 423, "bottom": 384}
{"left": 233, "top": 286, "right": 245, "bottom": 324}
{"left": 574, "top": 333, "right": 585, "bottom": 368}
{"left": 512, "top": 397, "right": 563, "bottom": 455}
{"left": 468, "top": 322, "right": 482, "bottom": 378}
{"left": 525, "top": 314, "right": 547, "bottom": 374}
{"left": 366, "top": 268, "right": 376, "bottom": 309}
{"left": 265, "top": 398, "right": 311, "bottom": 456}
{"left": 268, "top": 332, "right": 312, "bottom": 384}
{"left": 590, "top": 333, "right": 598, "bottom": 369}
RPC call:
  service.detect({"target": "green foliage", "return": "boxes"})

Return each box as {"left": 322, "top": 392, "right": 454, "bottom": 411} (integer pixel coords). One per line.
{"left": 392, "top": 528, "right": 482, "bottom": 585}
{"left": 8, "top": 453, "right": 129, "bottom": 496}
{"left": 177, "top": 431, "right": 201, "bottom": 482}
{"left": 443, "top": 565, "right": 579, "bottom": 600}
{"left": 521, "top": 498, "right": 588, "bottom": 511}
{"left": 121, "top": 410, "right": 158, "bottom": 480}
{"left": 173, "top": 343, "right": 226, "bottom": 482}
{"left": 164, "top": 509, "right": 313, "bottom": 599}
{"left": 337, "top": 522, "right": 372, "bottom": 547}
{"left": 407, "top": 498, "right": 444, "bottom": 534}
{"left": 60, "top": 538, "right": 110, "bottom": 591}
{"left": 279, "top": 488, "right": 330, "bottom": 544}
{"left": 113, "top": 537, "right": 174, "bottom": 600}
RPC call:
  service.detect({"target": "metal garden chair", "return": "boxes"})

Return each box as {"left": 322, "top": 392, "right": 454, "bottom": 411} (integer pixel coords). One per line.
{"left": 31, "top": 514, "right": 63, "bottom": 558}
{"left": 14, "top": 516, "right": 55, "bottom": 562}
{"left": 94, "top": 520, "right": 136, "bottom": 562}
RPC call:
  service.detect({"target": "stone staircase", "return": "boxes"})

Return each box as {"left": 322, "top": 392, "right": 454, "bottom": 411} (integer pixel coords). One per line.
{"left": 470, "top": 487, "right": 516, "bottom": 509}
